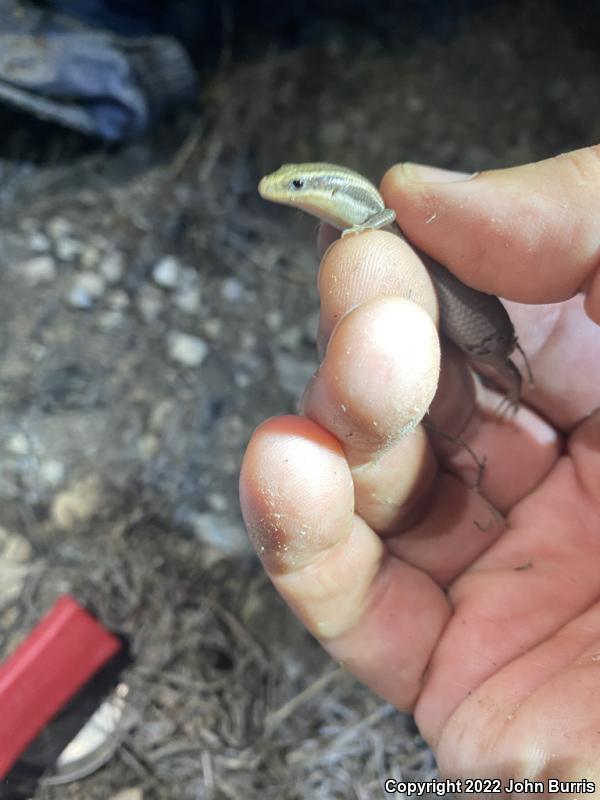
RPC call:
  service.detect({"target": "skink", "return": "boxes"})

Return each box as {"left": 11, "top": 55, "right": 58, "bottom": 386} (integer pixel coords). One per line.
{"left": 258, "top": 162, "right": 525, "bottom": 404}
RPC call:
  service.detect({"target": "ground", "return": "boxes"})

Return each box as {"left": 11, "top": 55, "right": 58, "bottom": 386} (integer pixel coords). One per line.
{"left": 0, "top": 2, "right": 599, "bottom": 798}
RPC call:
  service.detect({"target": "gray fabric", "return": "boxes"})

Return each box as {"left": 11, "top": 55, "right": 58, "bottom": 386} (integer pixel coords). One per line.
{"left": 0, "top": 1, "right": 196, "bottom": 141}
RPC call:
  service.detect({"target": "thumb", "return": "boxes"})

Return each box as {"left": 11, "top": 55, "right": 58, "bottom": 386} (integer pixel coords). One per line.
{"left": 381, "top": 146, "right": 600, "bottom": 323}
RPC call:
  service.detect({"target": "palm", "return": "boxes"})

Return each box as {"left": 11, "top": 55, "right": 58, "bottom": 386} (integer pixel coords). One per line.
{"left": 241, "top": 148, "right": 600, "bottom": 780}
{"left": 420, "top": 439, "right": 600, "bottom": 776}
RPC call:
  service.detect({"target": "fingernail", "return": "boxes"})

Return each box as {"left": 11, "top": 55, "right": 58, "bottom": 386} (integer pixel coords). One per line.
{"left": 403, "top": 163, "right": 477, "bottom": 182}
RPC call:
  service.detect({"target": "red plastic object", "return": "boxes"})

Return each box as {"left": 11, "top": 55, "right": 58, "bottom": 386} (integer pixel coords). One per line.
{"left": 0, "top": 594, "right": 122, "bottom": 779}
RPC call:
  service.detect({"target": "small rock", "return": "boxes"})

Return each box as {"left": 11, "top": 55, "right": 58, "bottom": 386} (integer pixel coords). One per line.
{"left": 80, "top": 273, "right": 107, "bottom": 297}
{"left": 0, "top": 562, "right": 32, "bottom": 605}
{"left": 6, "top": 432, "right": 30, "bottom": 456}
{"left": 138, "top": 434, "right": 159, "bottom": 459}
{"left": 47, "top": 217, "right": 73, "bottom": 240}
{"left": 109, "top": 790, "right": 143, "bottom": 800}
{"left": 136, "top": 285, "right": 163, "bottom": 322}
{"left": 90, "top": 234, "right": 109, "bottom": 251}
{"left": 68, "top": 286, "right": 93, "bottom": 309}
{"left": 234, "top": 369, "right": 252, "bottom": 388}
{"left": 173, "top": 287, "right": 201, "bottom": 314}
{"left": 78, "top": 189, "right": 98, "bottom": 207}
{"left": 29, "top": 232, "right": 51, "bottom": 252}
{"left": 240, "top": 332, "right": 257, "bottom": 351}
{"left": 179, "top": 265, "right": 199, "bottom": 288}
{"left": 207, "top": 492, "right": 228, "bottom": 512}
{"left": 277, "top": 325, "right": 303, "bottom": 350}
{"left": 303, "top": 309, "right": 320, "bottom": 343}
{"left": 80, "top": 244, "right": 101, "bottom": 270}
{"left": 225, "top": 414, "right": 245, "bottom": 435}
{"left": 201, "top": 318, "right": 222, "bottom": 340}
{"left": 185, "top": 511, "right": 247, "bottom": 553}
{"left": 51, "top": 475, "right": 104, "bottom": 530}
{"left": 98, "top": 311, "right": 124, "bottom": 329}
{"left": 67, "top": 272, "right": 106, "bottom": 308}
{"left": 100, "top": 252, "right": 125, "bottom": 283}
{"left": 39, "top": 460, "right": 65, "bottom": 487}
{"left": 56, "top": 237, "right": 83, "bottom": 262}
{"left": 167, "top": 331, "right": 209, "bottom": 367}
{"left": 107, "top": 290, "right": 129, "bottom": 310}
{"left": 274, "top": 353, "right": 317, "bottom": 397}
{"left": 153, "top": 255, "right": 180, "bottom": 288}
{"left": 221, "top": 277, "right": 244, "bottom": 303}
{"left": 19, "top": 255, "right": 57, "bottom": 285}
{"left": 0, "top": 526, "right": 32, "bottom": 563}
{"left": 265, "top": 309, "right": 283, "bottom": 331}
{"left": 149, "top": 399, "right": 175, "bottom": 431}
{"left": 134, "top": 720, "right": 175, "bottom": 749}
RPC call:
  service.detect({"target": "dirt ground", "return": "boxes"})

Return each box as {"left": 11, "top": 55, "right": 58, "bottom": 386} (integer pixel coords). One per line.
{"left": 1, "top": 2, "right": 600, "bottom": 798}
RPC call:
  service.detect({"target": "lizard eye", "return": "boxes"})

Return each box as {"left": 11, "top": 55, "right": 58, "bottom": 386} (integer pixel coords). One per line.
{"left": 291, "top": 179, "right": 304, "bottom": 190}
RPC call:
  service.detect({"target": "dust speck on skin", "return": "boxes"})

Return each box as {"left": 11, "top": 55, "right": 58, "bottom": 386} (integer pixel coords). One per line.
{"left": 587, "top": 653, "right": 600, "bottom": 662}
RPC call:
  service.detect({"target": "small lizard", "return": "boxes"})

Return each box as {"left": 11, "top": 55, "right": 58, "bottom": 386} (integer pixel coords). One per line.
{"left": 259, "top": 162, "right": 527, "bottom": 405}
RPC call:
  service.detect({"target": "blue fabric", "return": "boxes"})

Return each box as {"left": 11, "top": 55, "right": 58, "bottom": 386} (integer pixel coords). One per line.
{"left": 0, "top": 33, "right": 147, "bottom": 139}
{"left": 0, "top": 1, "right": 197, "bottom": 141}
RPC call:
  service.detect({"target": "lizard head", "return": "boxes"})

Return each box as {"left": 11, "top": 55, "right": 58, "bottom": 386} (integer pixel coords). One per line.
{"left": 259, "top": 163, "right": 339, "bottom": 204}
{"left": 258, "top": 163, "right": 379, "bottom": 230}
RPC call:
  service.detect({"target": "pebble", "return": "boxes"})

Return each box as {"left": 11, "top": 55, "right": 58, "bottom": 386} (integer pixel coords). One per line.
{"left": 19, "top": 255, "right": 57, "bottom": 285}
{"left": 184, "top": 511, "right": 247, "bottom": 553}
{"left": 221, "top": 277, "right": 244, "bottom": 303}
{"left": 179, "top": 265, "right": 199, "bottom": 288}
{"left": 136, "top": 285, "right": 163, "bottom": 322}
{"left": 39, "top": 460, "right": 65, "bottom": 487}
{"left": 153, "top": 255, "right": 180, "bottom": 288}
{"left": 6, "top": 432, "right": 29, "bottom": 456}
{"left": 303, "top": 309, "right": 320, "bottom": 343}
{"left": 134, "top": 720, "right": 175, "bottom": 749}
{"left": 0, "top": 526, "right": 32, "bottom": 563}
{"left": 68, "top": 286, "right": 93, "bottom": 309}
{"left": 80, "top": 244, "right": 101, "bottom": 270}
{"left": 108, "top": 790, "right": 143, "bottom": 800}
{"left": 167, "top": 331, "right": 209, "bottom": 367}
{"left": 149, "top": 399, "right": 175, "bottom": 431}
{"left": 55, "top": 237, "right": 83, "bottom": 262}
{"left": 51, "top": 475, "right": 104, "bottom": 529}
{"left": 265, "top": 309, "right": 283, "bottom": 331}
{"left": 100, "top": 252, "right": 125, "bottom": 283}
{"left": 107, "top": 290, "right": 129, "bottom": 310}
{"left": 233, "top": 369, "right": 251, "bottom": 388}
{"left": 207, "top": 492, "right": 228, "bottom": 512}
{"left": 47, "top": 217, "right": 73, "bottom": 240}
{"left": 98, "top": 310, "right": 124, "bottom": 329}
{"left": 0, "top": 527, "right": 33, "bottom": 605}
{"left": 201, "top": 318, "right": 222, "bottom": 340}
{"left": 67, "top": 273, "right": 106, "bottom": 308}
{"left": 29, "top": 232, "right": 51, "bottom": 252}
{"left": 0, "top": 562, "right": 32, "bottom": 605}
{"left": 240, "top": 332, "right": 257, "bottom": 351}
{"left": 274, "top": 352, "right": 317, "bottom": 397}
{"left": 173, "top": 287, "right": 201, "bottom": 314}
{"left": 277, "top": 325, "right": 303, "bottom": 350}
{"left": 138, "top": 434, "right": 159, "bottom": 459}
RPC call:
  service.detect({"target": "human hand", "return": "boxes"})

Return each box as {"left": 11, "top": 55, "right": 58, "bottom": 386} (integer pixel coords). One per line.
{"left": 240, "top": 146, "right": 600, "bottom": 784}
